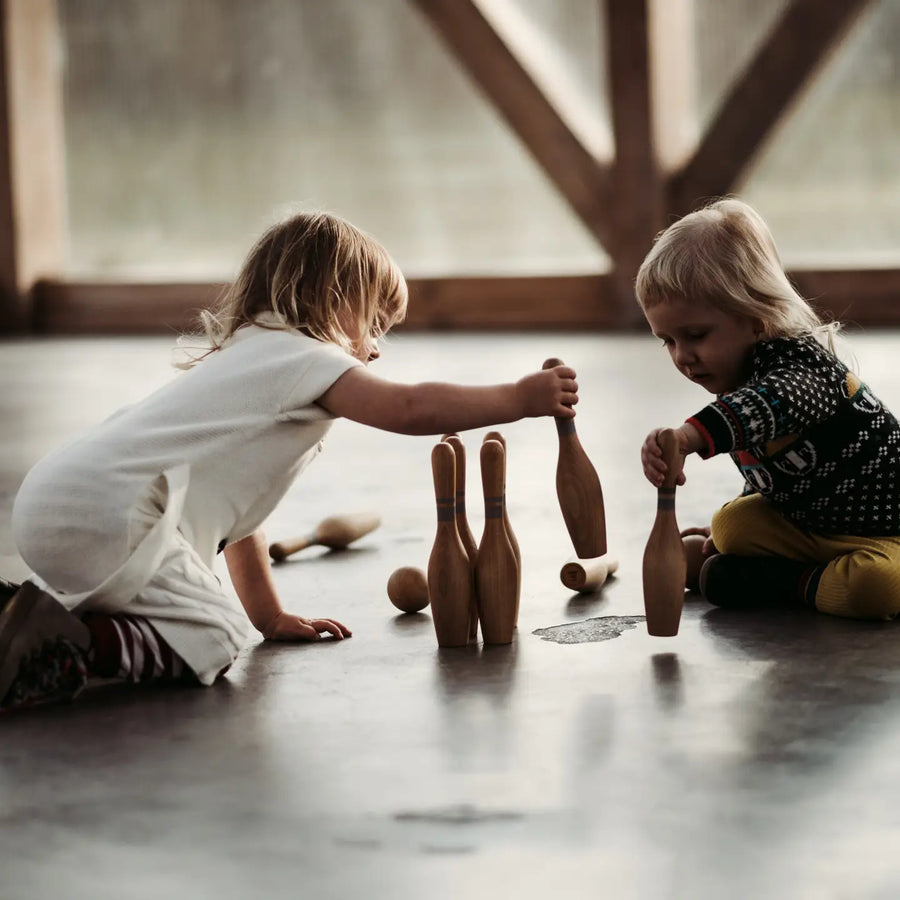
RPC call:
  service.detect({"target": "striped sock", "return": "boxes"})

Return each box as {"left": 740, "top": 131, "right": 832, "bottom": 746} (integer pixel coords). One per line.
{"left": 800, "top": 565, "right": 824, "bottom": 609}
{"left": 81, "top": 613, "right": 194, "bottom": 683}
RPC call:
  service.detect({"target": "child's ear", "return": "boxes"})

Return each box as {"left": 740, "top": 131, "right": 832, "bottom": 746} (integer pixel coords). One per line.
{"left": 752, "top": 317, "right": 766, "bottom": 338}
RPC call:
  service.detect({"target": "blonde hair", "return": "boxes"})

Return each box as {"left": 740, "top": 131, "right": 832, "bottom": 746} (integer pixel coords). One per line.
{"left": 179, "top": 211, "right": 408, "bottom": 366}
{"left": 635, "top": 198, "right": 838, "bottom": 352}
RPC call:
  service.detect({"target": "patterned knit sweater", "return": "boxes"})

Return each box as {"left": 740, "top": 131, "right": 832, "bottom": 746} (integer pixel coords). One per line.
{"left": 687, "top": 335, "right": 900, "bottom": 536}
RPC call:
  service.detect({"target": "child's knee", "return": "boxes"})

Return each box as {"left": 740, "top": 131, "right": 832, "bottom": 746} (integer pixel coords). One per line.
{"left": 819, "top": 551, "right": 900, "bottom": 620}
{"left": 842, "top": 560, "right": 900, "bottom": 620}
{"left": 710, "top": 503, "right": 753, "bottom": 555}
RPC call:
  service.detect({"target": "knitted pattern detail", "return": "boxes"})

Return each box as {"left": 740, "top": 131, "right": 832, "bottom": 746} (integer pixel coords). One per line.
{"left": 687, "top": 336, "right": 900, "bottom": 535}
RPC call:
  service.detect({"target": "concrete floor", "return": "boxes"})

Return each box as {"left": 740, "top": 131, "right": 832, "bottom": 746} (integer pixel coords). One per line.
{"left": 2, "top": 331, "right": 900, "bottom": 900}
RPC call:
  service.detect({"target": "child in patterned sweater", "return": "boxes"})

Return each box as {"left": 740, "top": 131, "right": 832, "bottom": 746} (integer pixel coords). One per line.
{"left": 638, "top": 198, "right": 900, "bottom": 619}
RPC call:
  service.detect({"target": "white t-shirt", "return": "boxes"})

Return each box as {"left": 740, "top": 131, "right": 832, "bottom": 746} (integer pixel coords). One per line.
{"left": 13, "top": 325, "right": 362, "bottom": 602}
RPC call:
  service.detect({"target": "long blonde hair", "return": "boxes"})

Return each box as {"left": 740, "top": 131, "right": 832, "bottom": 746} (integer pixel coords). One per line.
{"left": 635, "top": 198, "right": 838, "bottom": 352}
{"left": 179, "top": 211, "right": 408, "bottom": 366}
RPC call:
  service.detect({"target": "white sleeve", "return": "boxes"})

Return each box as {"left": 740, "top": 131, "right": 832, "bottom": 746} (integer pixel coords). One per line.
{"left": 278, "top": 342, "right": 363, "bottom": 420}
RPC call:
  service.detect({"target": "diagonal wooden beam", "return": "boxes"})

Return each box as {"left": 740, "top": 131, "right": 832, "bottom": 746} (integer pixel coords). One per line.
{"left": 410, "top": 0, "right": 613, "bottom": 250}
{"left": 669, "top": 0, "right": 874, "bottom": 215}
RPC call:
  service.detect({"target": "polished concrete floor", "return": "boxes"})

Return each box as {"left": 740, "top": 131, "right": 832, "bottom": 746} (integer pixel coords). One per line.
{"left": 2, "top": 331, "right": 900, "bottom": 900}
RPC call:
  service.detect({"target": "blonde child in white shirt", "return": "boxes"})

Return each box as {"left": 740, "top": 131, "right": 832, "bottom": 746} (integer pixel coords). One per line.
{"left": 0, "top": 211, "right": 578, "bottom": 712}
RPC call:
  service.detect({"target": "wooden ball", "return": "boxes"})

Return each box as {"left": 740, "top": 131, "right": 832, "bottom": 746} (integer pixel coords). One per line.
{"left": 682, "top": 534, "right": 707, "bottom": 592}
{"left": 387, "top": 566, "right": 429, "bottom": 613}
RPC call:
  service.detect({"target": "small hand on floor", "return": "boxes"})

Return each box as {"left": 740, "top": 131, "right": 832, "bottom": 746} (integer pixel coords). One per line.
{"left": 262, "top": 610, "right": 352, "bottom": 641}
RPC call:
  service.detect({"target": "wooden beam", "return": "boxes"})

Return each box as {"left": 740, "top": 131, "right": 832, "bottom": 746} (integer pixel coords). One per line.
{"left": 0, "top": 0, "right": 66, "bottom": 333}
{"left": 32, "top": 275, "right": 621, "bottom": 334}
{"left": 0, "top": 7, "right": 12, "bottom": 329}
{"left": 403, "top": 274, "right": 616, "bottom": 329}
{"left": 604, "top": 0, "right": 666, "bottom": 320}
{"left": 410, "top": 0, "right": 612, "bottom": 250}
{"left": 789, "top": 268, "right": 900, "bottom": 329}
{"left": 32, "top": 270, "right": 900, "bottom": 334}
{"left": 31, "top": 282, "right": 229, "bottom": 335}
{"left": 669, "top": 0, "right": 874, "bottom": 214}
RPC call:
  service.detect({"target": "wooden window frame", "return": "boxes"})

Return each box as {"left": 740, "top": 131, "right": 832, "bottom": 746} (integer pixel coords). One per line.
{"left": 2, "top": 0, "right": 897, "bottom": 335}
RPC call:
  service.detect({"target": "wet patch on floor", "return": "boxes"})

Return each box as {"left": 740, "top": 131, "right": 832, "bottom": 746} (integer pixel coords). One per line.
{"left": 419, "top": 843, "right": 477, "bottom": 855}
{"left": 533, "top": 615, "right": 645, "bottom": 644}
{"left": 333, "top": 804, "right": 526, "bottom": 855}
{"left": 394, "top": 803, "right": 523, "bottom": 825}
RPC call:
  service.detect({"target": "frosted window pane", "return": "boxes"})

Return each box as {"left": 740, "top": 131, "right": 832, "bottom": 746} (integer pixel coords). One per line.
{"left": 59, "top": 0, "right": 608, "bottom": 280}
{"left": 741, "top": 0, "right": 900, "bottom": 267}
{"left": 479, "top": 0, "right": 610, "bottom": 158}
{"left": 692, "top": 0, "right": 900, "bottom": 266}
{"left": 693, "top": 0, "right": 789, "bottom": 132}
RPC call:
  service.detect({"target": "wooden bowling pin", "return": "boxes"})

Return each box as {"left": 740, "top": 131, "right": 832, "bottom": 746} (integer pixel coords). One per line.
{"left": 269, "top": 512, "right": 381, "bottom": 561}
{"left": 443, "top": 435, "right": 479, "bottom": 641}
{"left": 427, "top": 442, "right": 475, "bottom": 647}
{"left": 642, "top": 429, "right": 686, "bottom": 636}
{"left": 387, "top": 566, "right": 429, "bottom": 613}
{"left": 475, "top": 440, "right": 518, "bottom": 644}
{"left": 560, "top": 554, "right": 619, "bottom": 593}
{"left": 484, "top": 431, "right": 521, "bottom": 622}
{"left": 542, "top": 358, "right": 607, "bottom": 558}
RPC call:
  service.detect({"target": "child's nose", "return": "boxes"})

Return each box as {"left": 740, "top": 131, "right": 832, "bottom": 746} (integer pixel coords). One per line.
{"left": 674, "top": 344, "right": 696, "bottom": 368}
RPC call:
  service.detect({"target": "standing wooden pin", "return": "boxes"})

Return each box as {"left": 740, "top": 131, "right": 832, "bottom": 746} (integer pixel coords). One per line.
{"left": 427, "top": 442, "right": 474, "bottom": 647}
{"left": 542, "top": 358, "right": 607, "bottom": 558}
{"left": 475, "top": 440, "right": 518, "bottom": 644}
{"left": 443, "top": 435, "right": 479, "bottom": 642}
{"left": 484, "top": 431, "right": 521, "bottom": 622}
{"left": 642, "top": 429, "right": 686, "bottom": 636}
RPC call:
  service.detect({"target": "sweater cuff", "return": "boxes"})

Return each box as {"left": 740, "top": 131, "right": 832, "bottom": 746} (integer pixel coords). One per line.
{"left": 687, "top": 401, "right": 739, "bottom": 458}
{"left": 685, "top": 416, "right": 716, "bottom": 459}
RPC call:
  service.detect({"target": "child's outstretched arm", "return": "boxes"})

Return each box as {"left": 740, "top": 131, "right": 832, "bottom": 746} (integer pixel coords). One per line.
{"left": 223, "top": 530, "right": 351, "bottom": 641}
{"left": 318, "top": 364, "right": 578, "bottom": 434}
{"left": 641, "top": 422, "right": 705, "bottom": 487}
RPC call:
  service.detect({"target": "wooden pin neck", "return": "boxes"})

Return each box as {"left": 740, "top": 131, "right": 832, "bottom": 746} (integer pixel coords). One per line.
{"left": 443, "top": 436, "right": 467, "bottom": 491}
{"left": 436, "top": 501, "right": 456, "bottom": 523}
{"left": 658, "top": 429, "right": 681, "bottom": 491}
{"left": 656, "top": 488, "right": 676, "bottom": 511}
{"left": 555, "top": 417, "right": 577, "bottom": 437}
{"left": 480, "top": 440, "right": 505, "bottom": 498}
{"left": 431, "top": 442, "right": 456, "bottom": 498}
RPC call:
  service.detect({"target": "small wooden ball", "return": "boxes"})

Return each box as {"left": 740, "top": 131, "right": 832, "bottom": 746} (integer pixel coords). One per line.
{"left": 387, "top": 566, "right": 429, "bottom": 613}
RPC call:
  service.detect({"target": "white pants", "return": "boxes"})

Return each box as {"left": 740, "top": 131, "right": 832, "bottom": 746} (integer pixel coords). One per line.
{"left": 16, "top": 466, "right": 248, "bottom": 685}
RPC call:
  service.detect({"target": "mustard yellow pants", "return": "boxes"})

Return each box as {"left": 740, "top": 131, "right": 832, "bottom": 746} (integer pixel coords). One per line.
{"left": 710, "top": 494, "right": 900, "bottom": 621}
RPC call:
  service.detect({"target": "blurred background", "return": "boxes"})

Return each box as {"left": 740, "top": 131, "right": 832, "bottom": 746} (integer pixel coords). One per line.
{"left": 1, "top": 0, "right": 898, "bottom": 332}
